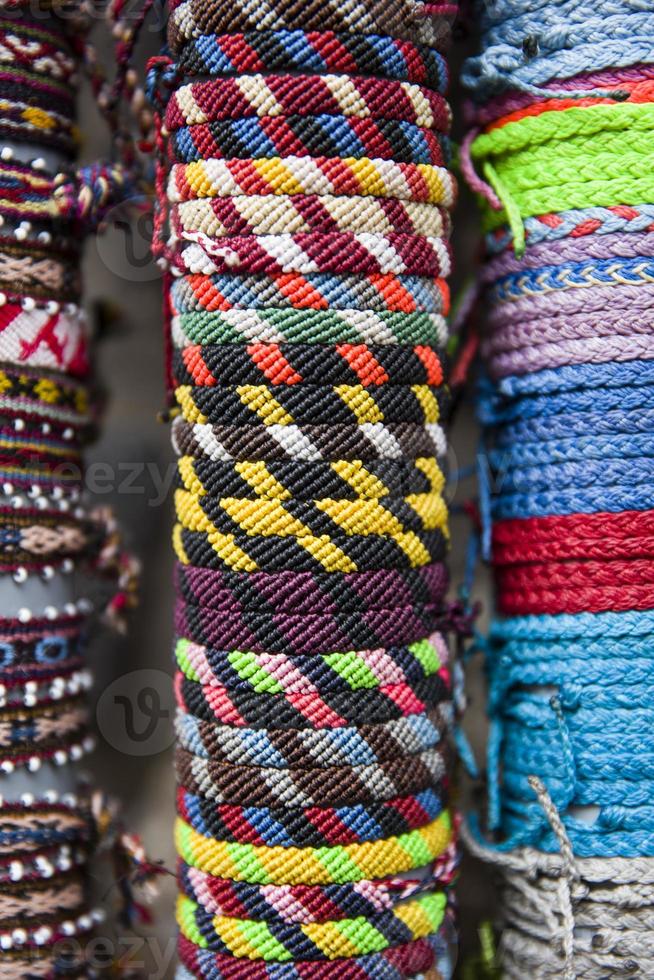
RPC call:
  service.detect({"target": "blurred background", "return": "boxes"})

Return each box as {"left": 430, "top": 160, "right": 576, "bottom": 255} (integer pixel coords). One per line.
{"left": 78, "top": 12, "right": 494, "bottom": 976}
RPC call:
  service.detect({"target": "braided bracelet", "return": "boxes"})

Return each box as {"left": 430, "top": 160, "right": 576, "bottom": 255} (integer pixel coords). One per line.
{"left": 175, "top": 634, "right": 446, "bottom": 687}
{"left": 176, "top": 710, "right": 445, "bottom": 769}
{"left": 177, "top": 231, "right": 451, "bottom": 278}
{"left": 174, "top": 563, "right": 447, "bottom": 612}
{"left": 167, "top": 0, "right": 440, "bottom": 50}
{"left": 176, "top": 783, "right": 447, "bottom": 847}
{"left": 174, "top": 342, "right": 445, "bottom": 388}
{"left": 175, "top": 670, "right": 449, "bottom": 729}
{"left": 172, "top": 195, "right": 451, "bottom": 242}
{"left": 175, "top": 454, "right": 443, "bottom": 500}
{"left": 171, "top": 116, "right": 448, "bottom": 166}
{"left": 177, "top": 889, "right": 446, "bottom": 960}
{"left": 168, "top": 157, "right": 456, "bottom": 207}
{"left": 171, "top": 270, "right": 449, "bottom": 314}
{"left": 172, "top": 417, "right": 447, "bottom": 463}
{"left": 177, "top": 929, "right": 450, "bottom": 980}
{"left": 172, "top": 30, "right": 448, "bottom": 89}
{"left": 175, "top": 601, "right": 444, "bottom": 655}
{"left": 166, "top": 75, "right": 450, "bottom": 131}
{"left": 486, "top": 204, "right": 654, "bottom": 255}
{"left": 177, "top": 856, "right": 455, "bottom": 922}
{"left": 175, "top": 382, "right": 448, "bottom": 427}
{"left": 172, "top": 310, "right": 449, "bottom": 349}
{"left": 175, "top": 810, "right": 453, "bottom": 884}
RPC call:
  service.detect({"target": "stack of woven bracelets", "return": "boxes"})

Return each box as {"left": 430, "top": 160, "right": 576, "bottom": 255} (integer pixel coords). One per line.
{"left": 461, "top": 1, "right": 654, "bottom": 976}
{"left": 0, "top": 1, "right": 132, "bottom": 974}
{"left": 149, "top": 0, "right": 461, "bottom": 975}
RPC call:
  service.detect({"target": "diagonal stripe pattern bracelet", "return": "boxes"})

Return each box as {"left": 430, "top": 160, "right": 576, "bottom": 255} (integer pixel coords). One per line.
{"left": 146, "top": 0, "right": 460, "bottom": 973}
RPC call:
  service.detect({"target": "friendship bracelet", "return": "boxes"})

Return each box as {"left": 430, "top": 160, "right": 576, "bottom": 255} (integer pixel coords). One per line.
{"left": 175, "top": 634, "right": 446, "bottom": 689}
{"left": 172, "top": 416, "right": 446, "bottom": 463}
{"left": 174, "top": 563, "right": 448, "bottom": 612}
{"left": 175, "top": 382, "right": 448, "bottom": 427}
{"left": 175, "top": 670, "right": 449, "bottom": 730}
{"left": 169, "top": 116, "right": 448, "bottom": 167}
{"left": 172, "top": 30, "right": 448, "bottom": 88}
{"left": 177, "top": 856, "right": 455, "bottom": 922}
{"left": 165, "top": 76, "right": 450, "bottom": 131}
{"left": 177, "top": 232, "right": 451, "bottom": 278}
{"left": 175, "top": 811, "right": 453, "bottom": 884}
{"left": 167, "top": 0, "right": 443, "bottom": 50}
{"left": 464, "top": 9, "right": 654, "bottom": 972}
{"left": 171, "top": 271, "right": 449, "bottom": 315}
{"left": 175, "top": 454, "right": 443, "bottom": 500}
{"left": 485, "top": 204, "right": 654, "bottom": 255}
{"left": 149, "top": 2, "right": 459, "bottom": 972}
{"left": 176, "top": 783, "right": 447, "bottom": 848}
{"left": 175, "top": 603, "right": 444, "bottom": 655}
{"left": 174, "top": 342, "right": 445, "bottom": 388}
{"left": 177, "top": 928, "right": 451, "bottom": 980}
{"left": 177, "top": 890, "right": 446, "bottom": 960}
{"left": 176, "top": 710, "right": 446, "bottom": 770}
{"left": 168, "top": 157, "right": 456, "bottom": 207}
{"left": 172, "top": 195, "right": 452, "bottom": 239}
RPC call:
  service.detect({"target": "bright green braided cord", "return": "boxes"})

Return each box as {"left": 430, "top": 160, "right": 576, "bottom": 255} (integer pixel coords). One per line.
{"left": 471, "top": 102, "right": 654, "bottom": 243}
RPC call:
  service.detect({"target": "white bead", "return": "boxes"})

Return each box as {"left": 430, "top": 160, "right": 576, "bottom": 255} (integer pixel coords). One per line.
{"left": 44, "top": 790, "right": 59, "bottom": 803}
{"left": 77, "top": 598, "right": 93, "bottom": 614}
{"left": 13, "top": 418, "right": 24, "bottom": 432}
{"left": 27, "top": 756, "right": 41, "bottom": 772}
{"left": 21, "top": 297, "right": 35, "bottom": 312}
{"left": 35, "top": 497, "right": 48, "bottom": 510}
{"left": 62, "top": 793, "right": 77, "bottom": 807}
{"left": 54, "top": 750, "right": 67, "bottom": 765}
{"left": 0, "top": 147, "right": 13, "bottom": 161}
{"left": 77, "top": 914, "right": 92, "bottom": 930}
{"left": 44, "top": 606, "right": 58, "bottom": 620}
{"left": 12, "top": 567, "right": 27, "bottom": 584}
{"left": 20, "top": 793, "right": 33, "bottom": 806}
{"left": 11, "top": 929, "right": 26, "bottom": 946}
{"left": 63, "top": 427, "right": 74, "bottom": 440}
{"left": 40, "top": 233, "right": 53, "bottom": 247}
{"left": 61, "top": 921, "right": 75, "bottom": 936}
{"left": 62, "top": 559, "right": 74, "bottom": 573}
{"left": 27, "top": 485, "right": 40, "bottom": 498}
{"left": 63, "top": 602, "right": 76, "bottom": 617}
{"left": 42, "top": 566, "right": 54, "bottom": 580}
{"left": 0, "top": 293, "right": 6, "bottom": 307}
{"left": 0, "top": 934, "right": 12, "bottom": 950}
{"left": 33, "top": 926, "right": 52, "bottom": 946}
{"left": 32, "top": 158, "right": 46, "bottom": 171}
{"left": 9, "top": 862, "right": 23, "bottom": 881}
{"left": 25, "top": 681, "right": 36, "bottom": 694}
{"left": 23, "top": 695, "right": 37, "bottom": 707}
{"left": 17, "top": 608, "right": 31, "bottom": 623}
{"left": 1, "top": 483, "right": 12, "bottom": 495}
{"left": 51, "top": 486, "right": 63, "bottom": 500}
{"left": 70, "top": 744, "right": 83, "bottom": 761}
{"left": 42, "top": 423, "right": 51, "bottom": 435}
{"left": 0, "top": 761, "right": 14, "bottom": 774}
